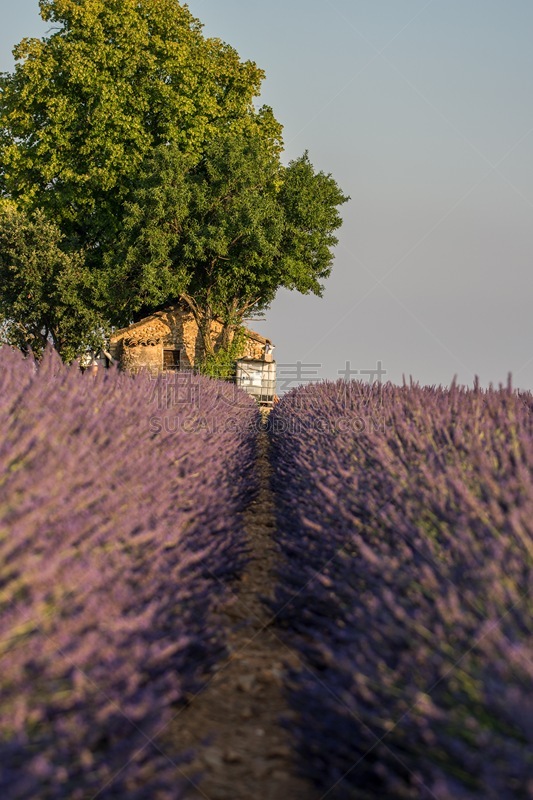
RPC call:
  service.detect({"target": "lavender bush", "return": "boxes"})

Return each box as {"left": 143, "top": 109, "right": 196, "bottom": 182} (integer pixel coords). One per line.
{"left": 0, "top": 346, "right": 258, "bottom": 799}
{"left": 270, "top": 380, "right": 533, "bottom": 799}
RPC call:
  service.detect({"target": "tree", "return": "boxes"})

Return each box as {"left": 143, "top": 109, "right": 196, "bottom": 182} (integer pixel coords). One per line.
{"left": 0, "top": 0, "right": 348, "bottom": 363}
{"left": 110, "top": 129, "right": 348, "bottom": 360}
{"left": 0, "top": 201, "right": 103, "bottom": 359}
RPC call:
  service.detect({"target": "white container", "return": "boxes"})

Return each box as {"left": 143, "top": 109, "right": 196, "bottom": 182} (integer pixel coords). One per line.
{"left": 236, "top": 359, "right": 277, "bottom": 405}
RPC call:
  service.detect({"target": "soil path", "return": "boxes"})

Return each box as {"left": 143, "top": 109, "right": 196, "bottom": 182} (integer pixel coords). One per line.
{"left": 166, "top": 424, "right": 318, "bottom": 800}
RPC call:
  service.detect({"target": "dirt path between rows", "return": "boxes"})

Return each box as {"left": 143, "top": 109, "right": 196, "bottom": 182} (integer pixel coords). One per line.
{"left": 166, "top": 425, "right": 318, "bottom": 800}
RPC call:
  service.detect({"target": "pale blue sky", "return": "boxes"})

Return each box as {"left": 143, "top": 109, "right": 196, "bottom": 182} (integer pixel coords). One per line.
{"left": 2, "top": 1, "right": 533, "bottom": 389}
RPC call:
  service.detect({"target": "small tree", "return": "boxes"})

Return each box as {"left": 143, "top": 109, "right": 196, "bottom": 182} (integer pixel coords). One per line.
{"left": 0, "top": 202, "right": 102, "bottom": 359}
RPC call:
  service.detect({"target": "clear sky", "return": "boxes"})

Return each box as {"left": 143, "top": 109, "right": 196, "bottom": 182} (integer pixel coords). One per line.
{"left": 2, "top": 1, "right": 533, "bottom": 389}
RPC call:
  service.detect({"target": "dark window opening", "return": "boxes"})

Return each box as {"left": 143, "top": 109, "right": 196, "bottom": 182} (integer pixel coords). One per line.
{"left": 163, "top": 349, "right": 180, "bottom": 371}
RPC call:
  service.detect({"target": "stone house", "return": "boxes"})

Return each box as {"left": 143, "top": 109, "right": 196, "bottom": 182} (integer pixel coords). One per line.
{"left": 109, "top": 304, "right": 273, "bottom": 375}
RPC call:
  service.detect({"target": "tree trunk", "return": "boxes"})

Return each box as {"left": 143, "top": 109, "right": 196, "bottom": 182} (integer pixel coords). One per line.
{"left": 180, "top": 293, "right": 215, "bottom": 360}
{"left": 220, "top": 322, "right": 236, "bottom": 353}
{"left": 199, "top": 311, "right": 215, "bottom": 359}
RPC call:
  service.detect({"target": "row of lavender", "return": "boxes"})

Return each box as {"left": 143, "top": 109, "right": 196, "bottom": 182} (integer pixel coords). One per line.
{"left": 0, "top": 346, "right": 258, "bottom": 799}
{"left": 270, "top": 381, "right": 533, "bottom": 799}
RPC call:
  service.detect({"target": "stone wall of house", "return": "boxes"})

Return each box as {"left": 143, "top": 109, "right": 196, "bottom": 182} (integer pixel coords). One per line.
{"left": 110, "top": 306, "right": 268, "bottom": 373}
{"left": 158, "top": 308, "right": 200, "bottom": 367}
{"left": 157, "top": 309, "right": 265, "bottom": 363}
{"left": 120, "top": 342, "right": 164, "bottom": 375}
{"left": 242, "top": 338, "right": 266, "bottom": 360}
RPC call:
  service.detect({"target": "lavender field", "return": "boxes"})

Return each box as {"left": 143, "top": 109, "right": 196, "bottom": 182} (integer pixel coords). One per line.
{"left": 270, "top": 381, "right": 533, "bottom": 800}
{"left": 0, "top": 346, "right": 258, "bottom": 799}
{"left": 3, "top": 346, "right": 533, "bottom": 799}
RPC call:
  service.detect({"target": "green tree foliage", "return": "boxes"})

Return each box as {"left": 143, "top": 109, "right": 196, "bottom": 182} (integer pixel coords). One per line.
{"left": 0, "top": 201, "right": 102, "bottom": 359}
{"left": 199, "top": 326, "right": 247, "bottom": 380}
{"left": 0, "top": 0, "right": 269, "bottom": 244}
